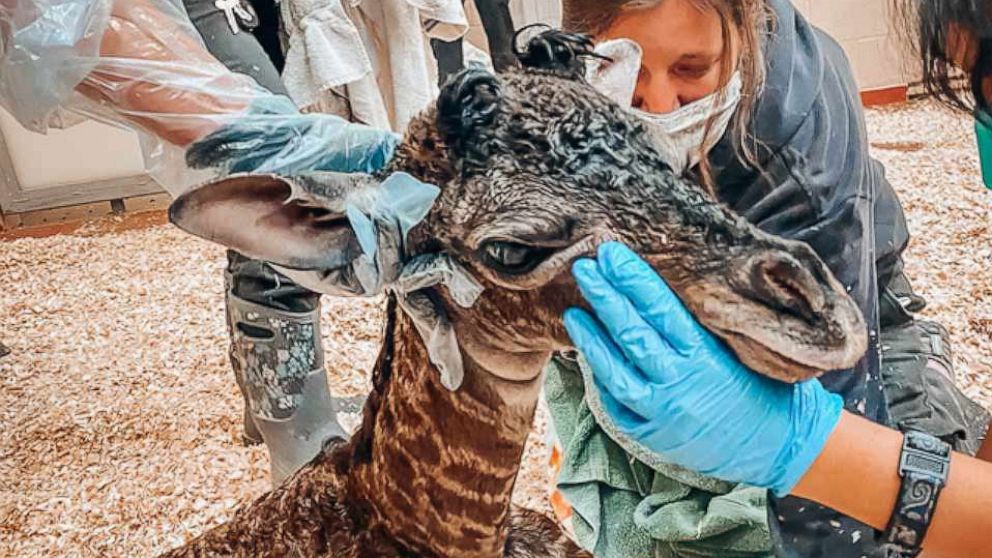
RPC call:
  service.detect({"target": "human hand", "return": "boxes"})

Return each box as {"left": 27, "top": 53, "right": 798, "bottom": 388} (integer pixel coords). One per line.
{"left": 564, "top": 242, "right": 843, "bottom": 496}
{"left": 93, "top": 0, "right": 397, "bottom": 165}
{"left": 184, "top": 96, "right": 399, "bottom": 176}
{"left": 76, "top": 0, "right": 255, "bottom": 145}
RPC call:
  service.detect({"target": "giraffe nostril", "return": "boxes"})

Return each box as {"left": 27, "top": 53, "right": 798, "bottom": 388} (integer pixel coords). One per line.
{"left": 746, "top": 251, "right": 827, "bottom": 324}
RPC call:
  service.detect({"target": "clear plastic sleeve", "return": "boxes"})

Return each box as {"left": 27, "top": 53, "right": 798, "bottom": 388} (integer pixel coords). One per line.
{"left": 0, "top": 0, "right": 394, "bottom": 195}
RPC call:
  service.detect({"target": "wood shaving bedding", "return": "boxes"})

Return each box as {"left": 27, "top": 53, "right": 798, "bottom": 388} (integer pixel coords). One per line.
{"left": 0, "top": 100, "right": 989, "bottom": 557}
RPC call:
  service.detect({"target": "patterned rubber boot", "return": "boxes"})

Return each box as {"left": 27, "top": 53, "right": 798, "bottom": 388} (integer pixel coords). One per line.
{"left": 225, "top": 291, "right": 347, "bottom": 486}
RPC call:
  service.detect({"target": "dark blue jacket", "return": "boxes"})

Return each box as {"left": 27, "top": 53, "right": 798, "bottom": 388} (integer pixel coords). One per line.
{"left": 707, "top": 1, "right": 908, "bottom": 555}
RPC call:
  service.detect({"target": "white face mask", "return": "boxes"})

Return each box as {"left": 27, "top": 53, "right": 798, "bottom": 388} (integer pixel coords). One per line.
{"left": 587, "top": 39, "right": 743, "bottom": 174}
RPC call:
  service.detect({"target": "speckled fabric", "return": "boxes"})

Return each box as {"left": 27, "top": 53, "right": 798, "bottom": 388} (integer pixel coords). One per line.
{"left": 227, "top": 293, "right": 321, "bottom": 420}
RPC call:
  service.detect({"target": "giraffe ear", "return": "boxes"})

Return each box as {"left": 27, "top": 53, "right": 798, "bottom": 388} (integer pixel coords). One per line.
{"left": 169, "top": 172, "right": 373, "bottom": 270}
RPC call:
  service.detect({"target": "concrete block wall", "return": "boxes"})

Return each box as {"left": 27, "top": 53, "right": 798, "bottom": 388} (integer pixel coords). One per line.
{"left": 785, "top": 0, "right": 914, "bottom": 91}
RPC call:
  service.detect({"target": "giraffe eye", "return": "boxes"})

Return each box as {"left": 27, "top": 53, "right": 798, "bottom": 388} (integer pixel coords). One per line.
{"left": 478, "top": 240, "right": 553, "bottom": 275}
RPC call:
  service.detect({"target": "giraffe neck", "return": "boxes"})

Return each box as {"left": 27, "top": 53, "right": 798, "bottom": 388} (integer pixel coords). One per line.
{"left": 350, "top": 302, "right": 546, "bottom": 558}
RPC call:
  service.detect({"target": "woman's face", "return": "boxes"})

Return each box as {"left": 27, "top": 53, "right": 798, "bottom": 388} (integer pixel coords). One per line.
{"left": 598, "top": 0, "right": 739, "bottom": 114}
{"left": 947, "top": 22, "right": 992, "bottom": 107}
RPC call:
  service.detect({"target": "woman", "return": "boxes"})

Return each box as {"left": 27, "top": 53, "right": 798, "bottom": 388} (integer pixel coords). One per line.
{"left": 565, "top": 0, "right": 992, "bottom": 556}
{"left": 555, "top": 0, "right": 989, "bottom": 556}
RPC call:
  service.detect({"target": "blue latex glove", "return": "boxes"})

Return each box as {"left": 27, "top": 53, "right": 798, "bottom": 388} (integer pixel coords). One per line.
{"left": 185, "top": 95, "right": 399, "bottom": 175}
{"left": 563, "top": 242, "right": 844, "bottom": 496}
{"left": 182, "top": 96, "right": 479, "bottom": 389}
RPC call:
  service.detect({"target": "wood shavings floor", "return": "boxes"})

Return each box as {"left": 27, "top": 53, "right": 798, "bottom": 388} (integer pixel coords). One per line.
{"left": 2, "top": 100, "right": 990, "bottom": 557}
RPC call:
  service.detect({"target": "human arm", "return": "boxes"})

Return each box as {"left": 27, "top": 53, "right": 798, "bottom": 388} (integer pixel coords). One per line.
{"left": 795, "top": 411, "right": 992, "bottom": 557}
{"left": 0, "top": 0, "right": 396, "bottom": 179}
{"left": 0, "top": 0, "right": 250, "bottom": 142}
{"left": 79, "top": 0, "right": 250, "bottom": 146}
{"left": 86, "top": 0, "right": 397, "bottom": 174}
{"left": 566, "top": 242, "right": 992, "bottom": 556}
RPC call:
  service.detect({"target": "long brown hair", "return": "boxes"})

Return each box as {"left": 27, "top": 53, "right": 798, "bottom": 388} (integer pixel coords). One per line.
{"left": 562, "top": 0, "right": 771, "bottom": 190}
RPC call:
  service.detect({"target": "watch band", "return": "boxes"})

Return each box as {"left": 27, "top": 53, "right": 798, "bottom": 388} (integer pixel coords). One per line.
{"left": 882, "top": 430, "right": 951, "bottom": 557}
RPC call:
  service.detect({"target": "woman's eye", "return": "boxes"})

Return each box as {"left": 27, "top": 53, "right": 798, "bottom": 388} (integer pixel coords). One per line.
{"left": 673, "top": 64, "right": 711, "bottom": 80}
{"left": 479, "top": 241, "right": 553, "bottom": 275}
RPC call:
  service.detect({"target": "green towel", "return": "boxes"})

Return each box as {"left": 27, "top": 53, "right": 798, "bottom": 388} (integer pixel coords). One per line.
{"left": 545, "top": 355, "right": 773, "bottom": 558}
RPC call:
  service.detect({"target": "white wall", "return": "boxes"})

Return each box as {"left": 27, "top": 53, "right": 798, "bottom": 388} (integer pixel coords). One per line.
{"left": 465, "top": 0, "right": 915, "bottom": 92}
{"left": 0, "top": 108, "right": 146, "bottom": 191}
{"left": 795, "top": 0, "right": 915, "bottom": 91}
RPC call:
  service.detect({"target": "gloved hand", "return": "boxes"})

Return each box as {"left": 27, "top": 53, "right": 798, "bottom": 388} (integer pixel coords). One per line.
{"left": 185, "top": 95, "right": 399, "bottom": 175}
{"left": 563, "top": 242, "right": 844, "bottom": 496}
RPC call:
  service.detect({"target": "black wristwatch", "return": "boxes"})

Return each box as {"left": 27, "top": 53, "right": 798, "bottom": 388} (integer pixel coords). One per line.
{"left": 881, "top": 430, "right": 951, "bottom": 557}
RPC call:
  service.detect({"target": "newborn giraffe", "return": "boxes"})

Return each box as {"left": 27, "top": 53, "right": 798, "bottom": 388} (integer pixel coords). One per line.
{"left": 161, "top": 33, "right": 867, "bottom": 558}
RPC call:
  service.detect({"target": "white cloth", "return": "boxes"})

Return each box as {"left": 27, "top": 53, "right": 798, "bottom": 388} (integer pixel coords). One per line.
{"left": 281, "top": 0, "right": 468, "bottom": 132}
{"left": 268, "top": 171, "right": 484, "bottom": 391}
{"left": 585, "top": 39, "right": 642, "bottom": 108}
{"left": 633, "top": 72, "right": 742, "bottom": 174}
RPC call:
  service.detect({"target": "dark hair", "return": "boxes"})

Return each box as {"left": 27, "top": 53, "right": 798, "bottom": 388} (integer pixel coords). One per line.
{"left": 512, "top": 25, "right": 610, "bottom": 78}
{"left": 894, "top": 0, "right": 992, "bottom": 113}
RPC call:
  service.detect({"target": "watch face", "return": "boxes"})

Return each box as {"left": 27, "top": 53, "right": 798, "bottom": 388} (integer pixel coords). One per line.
{"left": 884, "top": 432, "right": 952, "bottom": 556}
{"left": 900, "top": 432, "right": 951, "bottom": 482}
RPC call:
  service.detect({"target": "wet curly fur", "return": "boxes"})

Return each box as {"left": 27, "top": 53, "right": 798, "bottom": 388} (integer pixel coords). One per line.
{"left": 159, "top": 30, "right": 865, "bottom": 558}
{"left": 158, "top": 32, "right": 605, "bottom": 558}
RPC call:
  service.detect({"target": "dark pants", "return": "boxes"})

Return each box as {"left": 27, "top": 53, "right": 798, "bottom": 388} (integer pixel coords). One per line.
{"left": 432, "top": 0, "right": 516, "bottom": 85}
